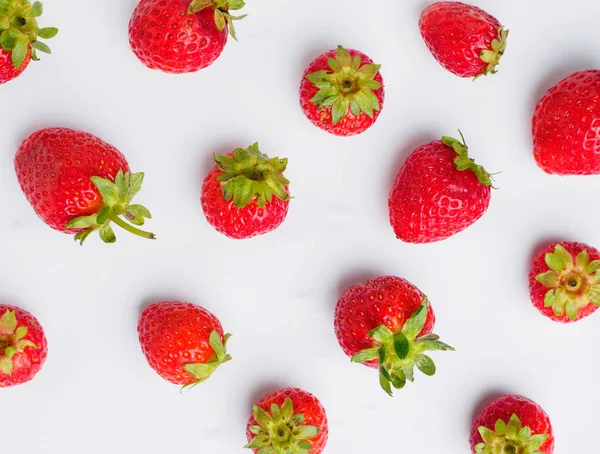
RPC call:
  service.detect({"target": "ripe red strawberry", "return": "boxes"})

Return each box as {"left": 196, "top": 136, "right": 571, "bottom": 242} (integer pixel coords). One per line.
{"left": 300, "top": 45, "right": 385, "bottom": 136}
{"left": 0, "top": 305, "right": 48, "bottom": 388}
{"left": 529, "top": 242, "right": 600, "bottom": 323}
{"left": 138, "top": 301, "right": 231, "bottom": 387}
{"left": 470, "top": 395, "right": 554, "bottom": 454}
{"left": 0, "top": 0, "right": 57, "bottom": 84}
{"left": 245, "top": 388, "right": 328, "bottom": 453}
{"left": 15, "top": 128, "right": 155, "bottom": 244}
{"left": 532, "top": 70, "right": 600, "bottom": 175}
{"left": 389, "top": 133, "right": 492, "bottom": 243}
{"left": 419, "top": 2, "right": 508, "bottom": 79}
{"left": 201, "top": 143, "right": 291, "bottom": 239}
{"left": 129, "top": 0, "right": 246, "bottom": 74}
{"left": 334, "top": 276, "right": 454, "bottom": 396}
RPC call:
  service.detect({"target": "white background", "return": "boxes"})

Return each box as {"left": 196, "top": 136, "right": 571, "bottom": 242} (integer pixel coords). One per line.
{"left": 1, "top": 0, "right": 598, "bottom": 452}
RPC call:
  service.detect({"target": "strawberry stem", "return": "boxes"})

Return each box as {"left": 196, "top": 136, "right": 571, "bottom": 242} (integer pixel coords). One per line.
{"left": 111, "top": 215, "right": 156, "bottom": 240}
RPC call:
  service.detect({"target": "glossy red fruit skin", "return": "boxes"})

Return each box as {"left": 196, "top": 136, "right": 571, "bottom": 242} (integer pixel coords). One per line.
{"left": 470, "top": 395, "right": 554, "bottom": 454}
{"left": 334, "top": 276, "right": 435, "bottom": 369}
{"left": 0, "top": 47, "right": 31, "bottom": 84}
{"left": 389, "top": 140, "right": 491, "bottom": 243}
{"left": 0, "top": 305, "right": 48, "bottom": 388}
{"left": 15, "top": 128, "right": 130, "bottom": 233}
{"left": 419, "top": 2, "right": 501, "bottom": 78}
{"left": 299, "top": 48, "right": 385, "bottom": 136}
{"left": 129, "top": 0, "right": 227, "bottom": 74}
{"left": 246, "top": 388, "right": 329, "bottom": 454}
{"left": 532, "top": 70, "right": 600, "bottom": 175}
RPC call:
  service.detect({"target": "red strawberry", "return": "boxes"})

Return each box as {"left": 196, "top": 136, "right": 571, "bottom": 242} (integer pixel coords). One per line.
{"left": 334, "top": 276, "right": 454, "bottom": 396}
{"left": 389, "top": 133, "right": 492, "bottom": 243}
{"left": 201, "top": 143, "right": 291, "bottom": 239}
{"left": 128, "top": 0, "right": 246, "bottom": 74}
{"left": 245, "top": 388, "right": 328, "bottom": 453}
{"left": 138, "top": 301, "right": 231, "bottom": 387}
{"left": 0, "top": 305, "right": 48, "bottom": 388}
{"left": 300, "top": 45, "right": 385, "bottom": 136}
{"left": 532, "top": 70, "right": 600, "bottom": 175}
{"left": 529, "top": 242, "right": 600, "bottom": 323}
{"left": 0, "top": 0, "right": 58, "bottom": 84}
{"left": 15, "top": 128, "right": 155, "bottom": 244}
{"left": 419, "top": 2, "right": 508, "bottom": 79}
{"left": 470, "top": 395, "right": 554, "bottom": 454}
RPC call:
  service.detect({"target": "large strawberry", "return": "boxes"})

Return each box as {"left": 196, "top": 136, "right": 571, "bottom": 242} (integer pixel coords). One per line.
{"left": 0, "top": 305, "right": 47, "bottom": 388}
{"left": 245, "top": 387, "right": 328, "bottom": 453}
{"left": 201, "top": 143, "right": 291, "bottom": 239}
{"left": 389, "top": 133, "right": 492, "bottom": 243}
{"left": 15, "top": 128, "right": 155, "bottom": 244}
{"left": 470, "top": 395, "right": 554, "bottom": 454}
{"left": 300, "top": 45, "right": 385, "bottom": 136}
{"left": 334, "top": 276, "right": 454, "bottom": 396}
{"left": 129, "top": 0, "right": 246, "bottom": 74}
{"left": 532, "top": 70, "right": 600, "bottom": 175}
{"left": 419, "top": 2, "right": 508, "bottom": 79}
{"left": 0, "top": 0, "right": 57, "bottom": 84}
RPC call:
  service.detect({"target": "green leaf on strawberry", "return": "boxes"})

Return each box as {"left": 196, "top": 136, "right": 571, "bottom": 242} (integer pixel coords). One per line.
{"left": 442, "top": 132, "right": 494, "bottom": 187}
{"left": 187, "top": 0, "right": 246, "bottom": 41}
{"left": 475, "top": 414, "right": 548, "bottom": 454}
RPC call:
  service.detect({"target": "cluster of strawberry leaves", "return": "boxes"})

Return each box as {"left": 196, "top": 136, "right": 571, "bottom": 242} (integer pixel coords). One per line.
{"left": 187, "top": 0, "right": 246, "bottom": 41}
{"left": 476, "top": 414, "right": 549, "bottom": 454}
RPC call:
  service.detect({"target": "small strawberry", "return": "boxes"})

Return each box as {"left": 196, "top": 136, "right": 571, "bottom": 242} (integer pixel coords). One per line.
{"left": 532, "top": 70, "right": 600, "bottom": 175}
{"left": 0, "top": 0, "right": 57, "bottom": 84}
{"left": 15, "top": 128, "right": 155, "bottom": 244}
{"left": 0, "top": 305, "right": 48, "bottom": 388}
{"left": 201, "top": 143, "right": 291, "bottom": 239}
{"left": 300, "top": 45, "right": 385, "bottom": 136}
{"left": 138, "top": 301, "right": 231, "bottom": 388}
{"left": 129, "top": 0, "right": 246, "bottom": 74}
{"left": 245, "top": 388, "right": 328, "bottom": 453}
{"left": 529, "top": 242, "right": 600, "bottom": 323}
{"left": 419, "top": 2, "right": 508, "bottom": 79}
{"left": 334, "top": 276, "right": 454, "bottom": 396}
{"left": 389, "top": 132, "right": 492, "bottom": 243}
{"left": 470, "top": 395, "right": 554, "bottom": 454}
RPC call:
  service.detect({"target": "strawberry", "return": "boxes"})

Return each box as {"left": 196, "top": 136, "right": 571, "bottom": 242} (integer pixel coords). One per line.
{"left": 201, "top": 143, "right": 291, "bottom": 239}
{"left": 0, "top": 305, "right": 48, "bottom": 388}
{"left": 300, "top": 45, "right": 385, "bottom": 136}
{"left": 470, "top": 395, "right": 554, "bottom": 454}
{"left": 129, "top": 0, "right": 246, "bottom": 74}
{"left": 245, "top": 387, "right": 328, "bottom": 453}
{"left": 532, "top": 70, "right": 600, "bottom": 175}
{"left": 0, "top": 0, "right": 57, "bottom": 84}
{"left": 334, "top": 276, "right": 454, "bottom": 396}
{"left": 138, "top": 301, "right": 231, "bottom": 387}
{"left": 529, "top": 242, "right": 600, "bottom": 323}
{"left": 419, "top": 2, "right": 508, "bottom": 79}
{"left": 389, "top": 132, "right": 492, "bottom": 243}
{"left": 15, "top": 128, "right": 155, "bottom": 244}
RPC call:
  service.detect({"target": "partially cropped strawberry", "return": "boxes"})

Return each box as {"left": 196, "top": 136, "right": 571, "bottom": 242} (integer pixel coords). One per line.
{"left": 334, "top": 276, "right": 453, "bottom": 396}
{"left": 0, "top": 305, "right": 47, "bottom": 387}
{"left": 389, "top": 133, "right": 492, "bottom": 243}
{"left": 15, "top": 128, "right": 155, "bottom": 244}
{"left": 138, "top": 301, "right": 231, "bottom": 387}
{"left": 532, "top": 70, "right": 600, "bottom": 175}
{"left": 201, "top": 143, "right": 291, "bottom": 239}
{"left": 0, "top": 0, "right": 57, "bottom": 84}
{"left": 129, "top": 0, "right": 246, "bottom": 74}
{"left": 300, "top": 45, "right": 385, "bottom": 136}
{"left": 470, "top": 395, "right": 554, "bottom": 454}
{"left": 245, "top": 388, "right": 328, "bottom": 453}
{"left": 419, "top": 2, "right": 508, "bottom": 79}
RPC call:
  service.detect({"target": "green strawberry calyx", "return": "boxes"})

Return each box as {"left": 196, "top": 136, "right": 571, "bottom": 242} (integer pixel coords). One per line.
{"left": 475, "top": 414, "right": 549, "bottom": 454}
{"left": 244, "top": 397, "right": 321, "bottom": 453}
{"left": 215, "top": 143, "right": 291, "bottom": 209}
{"left": 535, "top": 244, "right": 600, "bottom": 320}
{"left": 305, "top": 45, "right": 382, "bottom": 125}
{"left": 442, "top": 132, "right": 494, "bottom": 187}
{"left": 182, "top": 330, "right": 232, "bottom": 390}
{"left": 187, "top": 0, "right": 247, "bottom": 41}
{"left": 64, "top": 170, "right": 156, "bottom": 245}
{"left": 0, "top": 309, "right": 38, "bottom": 376}
{"left": 478, "top": 26, "right": 509, "bottom": 79}
{"left": 0, "top": 0, "right": 58, "bottom": 69}
{"left": 352, "top": 298, "right": 455, "bottom": 397}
